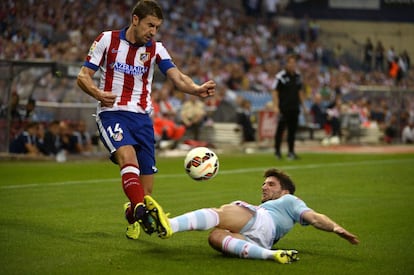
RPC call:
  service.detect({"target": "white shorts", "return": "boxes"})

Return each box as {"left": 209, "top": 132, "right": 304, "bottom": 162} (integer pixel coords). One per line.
{"left": 231, "top": 201, "right": 275, "bottom": 249}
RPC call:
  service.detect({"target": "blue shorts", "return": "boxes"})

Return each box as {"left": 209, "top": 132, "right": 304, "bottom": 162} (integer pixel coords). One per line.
{"left": 96, "top": 111, "right": 157, "bottom": 175}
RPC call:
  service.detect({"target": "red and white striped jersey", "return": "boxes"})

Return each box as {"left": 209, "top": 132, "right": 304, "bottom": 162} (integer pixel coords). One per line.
{"left": 83, "top": 27, "right": 176, "bottom": 114}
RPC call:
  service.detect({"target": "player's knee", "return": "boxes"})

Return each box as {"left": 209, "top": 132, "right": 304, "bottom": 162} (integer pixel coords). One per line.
{"left": 208, "top": 229, "right": 225, "bottom": 252}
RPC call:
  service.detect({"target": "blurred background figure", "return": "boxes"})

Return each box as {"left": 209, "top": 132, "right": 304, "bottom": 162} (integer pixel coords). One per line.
{"left": 237, "top": 97, "right": 256, "bottom": 143}
{"left": 152, "top": 89, "right": 186, "bottom": 149}
{"left": 401, "top": 121, "right": 414, "bottom": 144}
{"left": 180, "top": 95, "right": 207, "bottom": 141}
{"left": 40, "top": 120, "right": 61, "bottom": 156}
{"left": 76, "top": 120, "right": 93, "bottom": 154}
{"left": 9, "top": 121, "right": 40, "bottom": 156}
{"left": 59, "top": 121, "right": 81, "bottom": 154}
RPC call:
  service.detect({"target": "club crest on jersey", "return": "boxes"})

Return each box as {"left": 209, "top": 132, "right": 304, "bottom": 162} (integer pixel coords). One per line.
{"left": 112, "top": 132, "right": 123, "bottom": 142}
{"left": 140, "top": 52, "right": 150, "bottom": 63}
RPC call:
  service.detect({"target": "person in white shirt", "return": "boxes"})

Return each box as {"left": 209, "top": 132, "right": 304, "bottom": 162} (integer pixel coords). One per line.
{"left": 401, "top": 122, "right": 414, "bottom": 144}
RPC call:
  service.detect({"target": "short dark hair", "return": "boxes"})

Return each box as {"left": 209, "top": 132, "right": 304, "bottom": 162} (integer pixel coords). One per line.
{"left": 132, "top": 0, "right": 163, "bottom": 20}
{"left": 264, "top": 168, "right": 296, "bottom": 194}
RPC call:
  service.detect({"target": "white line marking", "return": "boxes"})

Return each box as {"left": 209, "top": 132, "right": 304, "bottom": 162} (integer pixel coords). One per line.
{"left": 1, "top": 158, "right": 412, "bottom": 190}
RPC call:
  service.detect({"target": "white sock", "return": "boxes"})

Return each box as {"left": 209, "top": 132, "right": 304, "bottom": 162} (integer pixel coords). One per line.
{"left": 169, "top": 208, "right": 219, "bottom": 233}
{"left": 221, "top": 236, "right": 274, "bottom": 260}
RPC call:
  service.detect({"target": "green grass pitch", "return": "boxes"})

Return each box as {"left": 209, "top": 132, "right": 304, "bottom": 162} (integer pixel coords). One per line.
{"left": 1, "top": 152, "right": 413, "bottom": 275}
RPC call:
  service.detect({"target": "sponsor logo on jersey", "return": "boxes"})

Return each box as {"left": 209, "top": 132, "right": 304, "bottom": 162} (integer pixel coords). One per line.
{"left": 111, "top": 61, "right": 148, "bottom": 75}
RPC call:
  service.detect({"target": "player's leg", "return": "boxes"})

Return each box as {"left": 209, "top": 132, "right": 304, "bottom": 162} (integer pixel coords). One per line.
{"left": 144, "top": 202, "right": 253, "bottom": 238}
{"left": 129, "top": 114, "right": 159, "bottom": 235}
{"left": 96, "top": 113, "right": 143, "bottom": 238}
{"left": 166, "top": 204, "right": 252, "bottom": 234}
{"left": 115, "top": 145, "right": 152, "bottom": 237}
{"left": 140, "top": 174, "right": 154, "bottom": 196}
{"left": 208, "top": 229, "right": 298, "bottom": 264}
{"left": 116, "top": 145, "right": 145, "bottom": 210}
{"left": 274, "top": 114, "right": 286, "bottom": 158}
{"left": 286, "top": 112, "right": 299, "bottom": 158}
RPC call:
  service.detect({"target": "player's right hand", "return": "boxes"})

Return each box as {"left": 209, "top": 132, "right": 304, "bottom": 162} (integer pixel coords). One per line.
{"left": 98, "top": 91, "right": 117, "bottom": 107}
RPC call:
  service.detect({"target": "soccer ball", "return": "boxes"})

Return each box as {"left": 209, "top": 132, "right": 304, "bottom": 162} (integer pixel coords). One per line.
{"left": 184, "top": 147, "right": 219, "bottom": 181}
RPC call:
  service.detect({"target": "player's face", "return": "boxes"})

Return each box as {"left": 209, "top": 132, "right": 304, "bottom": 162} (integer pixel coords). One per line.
{"left": 132, "top": 15, "right": 162, "bottom": 45}
{"left": 261, "top": 176, "right": 288, "bottom": 203}
{"left": 286, "top": 57, "right": 296, "bottom": 74}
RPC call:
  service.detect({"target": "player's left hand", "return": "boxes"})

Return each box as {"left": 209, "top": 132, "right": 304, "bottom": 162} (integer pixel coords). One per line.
{"left": 197, "top": 80, "right": 216, "bottom": 98}
{"left": 334, "top": 226, "right": 360, "bottom": 245}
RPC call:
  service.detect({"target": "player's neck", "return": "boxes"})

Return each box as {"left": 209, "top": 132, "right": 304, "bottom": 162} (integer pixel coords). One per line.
{"left": 125, "top": 26, "right": 144, "bottom": 47}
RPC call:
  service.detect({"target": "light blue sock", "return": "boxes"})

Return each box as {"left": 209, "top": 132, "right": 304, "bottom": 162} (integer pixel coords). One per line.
{"left": 169, "top": 208, "right": 219, "bottom": 233}
{"left": 221, "top": 236, "right": 274, "bottom": 260}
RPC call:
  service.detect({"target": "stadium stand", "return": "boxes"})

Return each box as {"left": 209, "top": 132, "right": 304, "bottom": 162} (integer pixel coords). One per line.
{"left": 0, "top": 0, "right": 413, "bottom": 154}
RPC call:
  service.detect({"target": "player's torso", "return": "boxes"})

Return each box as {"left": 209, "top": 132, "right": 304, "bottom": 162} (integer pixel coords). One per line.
{"left": 99, "top": 33, "right": 158, "bottom": 113}
{"left": 277, "top": 72, "right": 302, "bottom": 111}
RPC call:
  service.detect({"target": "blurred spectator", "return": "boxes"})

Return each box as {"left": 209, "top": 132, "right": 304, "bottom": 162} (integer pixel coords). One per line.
{"left": 363, "top": 37, "right": 374, "bottom": 72}
{"left": 333, "top": 43, "right": 344, "bottom": 68}
{"left": 59, "top": 121, "right": 81, "bottom": 154}
{"left": 263, "top": 0, "right": 280, "bottom": 22}
{"left": 309, "top": 19, "right": 320, "bottom": 42}
{"left": 237, "top": 98, "right": 256, "bottom": 142}
{"left": 325, "top": 94, "right": 342, "bottom": 138}
{"left": 152, "top": 89, "right": 186, "bottom": 148}
{"left": 76, "top": 120, "right": 93, "bottom": 154}
{"left": 400, "top": 50, "right": 411, "bottom": 71}
{"left": 0, "top": 91, "right": 22, "bottom": 122}
{"left": 298, "top": 15, "right": 309, "bottom": 42}
{"left": 310, "top": 93, "right": 326, "bottom": 129}
{"left": 401, "top": 121, "right": 414, "bottom": 144}
{"left": 386, "top": 46, "right": 396, "bottom": 70}
{"left": 388, "top": 57, "right": 400, "bottom": 83}
{"left": 9, "top": 121, "right": 40, "bottom": 155}
{"left": 242, "top": 0, "right": 262, "bottom": 17}
{"left": 383, "top": 114, "right": 399, "bottom": 144}
{"left": 40, "top": 120, "right": 61, "bottom": 156}
{"left": 226, "top": 63, "right": 250, "bottom": 91}
{"left": 374, "top": 41, "right": 385, "bottom": 72}
{"left": 35, "top": 122, "right": 49, "bottom": 156}
{"left": 23, "top": 97, "right": 40, "bottom": 122}
{"left": 180, "top": 95, "right": 207, "bottom": 141}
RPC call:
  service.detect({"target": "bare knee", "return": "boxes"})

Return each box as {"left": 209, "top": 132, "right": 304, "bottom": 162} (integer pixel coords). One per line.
{"left": 208, "top": 229, "right": 227, "bottom": 252}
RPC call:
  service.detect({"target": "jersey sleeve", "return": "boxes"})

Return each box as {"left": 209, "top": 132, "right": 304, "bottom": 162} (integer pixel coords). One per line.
{"left": 285, "top": 195, "right": 312, "bottom": 226}
{"left": 155, "top": 42, "right": 176, "bottom": 75}
{"left": 83, "top": 32, "right": 109, "bottom": 71}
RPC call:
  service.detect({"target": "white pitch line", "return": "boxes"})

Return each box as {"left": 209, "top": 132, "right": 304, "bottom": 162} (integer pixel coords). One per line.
{"left": 1, "top": 158, "right": 412, "bottom": 190}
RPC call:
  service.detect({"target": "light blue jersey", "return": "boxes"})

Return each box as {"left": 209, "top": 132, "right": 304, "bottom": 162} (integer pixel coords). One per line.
{"left": 260, "top": 194, "right": 311, "bottom": 243}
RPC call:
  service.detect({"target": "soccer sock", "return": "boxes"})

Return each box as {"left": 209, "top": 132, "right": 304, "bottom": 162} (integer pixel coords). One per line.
{"left": 169, "top": 208, "right": 219, "bottom": 233}
{"left": 120, "top": 164, "right": 145, "bottom": 222}
{"left": 221, "top": 236, "right": 274, "bottom": 260}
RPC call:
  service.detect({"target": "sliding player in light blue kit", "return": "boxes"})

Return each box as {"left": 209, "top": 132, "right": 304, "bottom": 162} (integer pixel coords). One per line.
{"left": 143, "top": 168, "right": 359, "bottom": 264}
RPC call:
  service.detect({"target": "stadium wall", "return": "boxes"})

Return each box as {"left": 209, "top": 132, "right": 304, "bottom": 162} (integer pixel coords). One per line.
{"left": 318, "top": 19, "right": 414, "bottom": 59}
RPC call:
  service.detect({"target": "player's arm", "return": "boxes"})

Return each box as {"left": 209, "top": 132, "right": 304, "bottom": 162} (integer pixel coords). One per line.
{"left": 77, "top": 66, "right": 116, "bottom": 108}
{"left": 299, "top": 88, "right": 308, "bottom": 114}
{"left": 301, "top": 210, "right": 360, "bottom": 245}
{"left": 271, "top": 89, "right": 280, "bottom": 114}
{"left": 25, "top": 142, "right": 39, "bottom": 156}
{"left": 166, "top": 67, "right": 215, "bottom": 98}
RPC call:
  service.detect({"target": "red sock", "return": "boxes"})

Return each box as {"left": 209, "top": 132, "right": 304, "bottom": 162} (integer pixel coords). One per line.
{"left": 120, "top": 164, "right": 145, "bottom": 210}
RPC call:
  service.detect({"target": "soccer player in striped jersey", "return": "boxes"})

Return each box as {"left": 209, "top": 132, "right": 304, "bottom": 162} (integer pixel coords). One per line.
{"left": 77, "top": 0, "right": 216, "bottom": 239}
